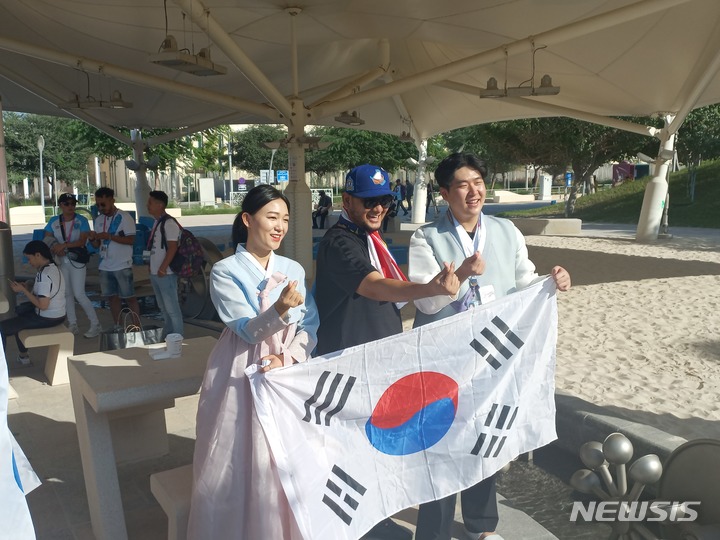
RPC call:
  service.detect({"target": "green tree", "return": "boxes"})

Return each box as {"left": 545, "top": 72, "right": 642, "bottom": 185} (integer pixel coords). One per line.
{"left": 308, "top": 126, "right": 417, "bottom": 175}
{"left": 445, "top": 116, "right": 655, "bottom": 208}
{"left": 3, "top": 113, "right": 95, "bottom": 189}
{"left": 676, "top": 104, "right": 720, "bottom": 165}
{"left": 229, "top": 124, "right": 288, "bottom": 175}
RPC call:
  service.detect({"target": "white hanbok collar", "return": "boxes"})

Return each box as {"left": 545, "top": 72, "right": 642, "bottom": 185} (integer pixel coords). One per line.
{"left": 236, "top": 244, "right": 275, "bottom": 278}
{"left": 448, "top": 209, "right": 486, "bottom": 257}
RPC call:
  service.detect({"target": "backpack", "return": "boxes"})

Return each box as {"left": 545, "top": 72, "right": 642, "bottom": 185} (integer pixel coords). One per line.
{"left": 158, "top": 216, "right": 206, "bottom": 278}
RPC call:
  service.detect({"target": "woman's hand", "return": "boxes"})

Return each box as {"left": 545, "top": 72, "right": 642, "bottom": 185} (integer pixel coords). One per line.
{"left": 8, "top": 280, "right": 25, "bottom": 293}
{"left": 274, "top": 281, "right": 304, "bottom": 318}
{"left": 259, "top": 354, "right": 283, "bottom": 372}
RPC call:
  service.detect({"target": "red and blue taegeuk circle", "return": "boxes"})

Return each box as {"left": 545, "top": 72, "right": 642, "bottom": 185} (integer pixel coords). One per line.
{"left": 365, "top": 372, "right": 459, "bottom": 456}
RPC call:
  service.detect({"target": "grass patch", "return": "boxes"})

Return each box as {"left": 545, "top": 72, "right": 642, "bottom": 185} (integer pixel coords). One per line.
{"left": 179, "top": 205, "right": 240, "bottom": 216}
{"left": 498, "top": 159, "right": 720, "bottom": 229}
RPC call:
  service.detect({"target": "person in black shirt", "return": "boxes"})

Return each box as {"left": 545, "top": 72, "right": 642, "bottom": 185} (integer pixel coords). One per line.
{"left": 312, "top": 190, "right": 333, "bottom": 229}
{"left": 314, "top": 164, "right": 460, "bottom": 539}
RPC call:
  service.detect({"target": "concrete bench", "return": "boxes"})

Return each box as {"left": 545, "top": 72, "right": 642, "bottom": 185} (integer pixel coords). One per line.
{"left": 19, "top": 325, "right": 75, "bottom": 385}
{"left": 150, "top": 464, "right": 193, "bottom": 540}
{"left": 509, "top": 217, "right": 582, "bottom": 236}
{"left": 9, "top": 206, "right": 46, "bottom": 226}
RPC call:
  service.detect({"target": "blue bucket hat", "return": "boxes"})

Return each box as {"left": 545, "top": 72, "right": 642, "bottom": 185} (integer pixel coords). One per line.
{"left": 344, "top": 164, "right": 393, "bottom": 198}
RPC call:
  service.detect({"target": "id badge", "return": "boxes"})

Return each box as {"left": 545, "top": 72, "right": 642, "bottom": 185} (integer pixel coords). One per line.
{"left": 478, "top": 284, "right": 496, "bottom": 304}
{"left": 99, "top": 243, "right": 108, "bottom": 258}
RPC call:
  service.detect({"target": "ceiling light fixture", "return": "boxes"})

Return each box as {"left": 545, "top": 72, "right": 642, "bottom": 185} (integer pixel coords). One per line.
{"left": 60, "top": 90, "right": 132, "bottom": 109}
{"left": 480, "top": 43, "right": 560, "bottom": 99}
{"left": 334, "top": 110, "right": 365, "bottom": 126}
{"left": 480, "top": 74, "right": 560, "bottom": 98}
{"left": 148, "top": 35, "right": 227, "bottom": 76}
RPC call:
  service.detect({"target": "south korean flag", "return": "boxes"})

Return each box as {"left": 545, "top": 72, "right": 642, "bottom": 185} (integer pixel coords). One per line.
{"left": 248, "top": 277, "right": 558, "bottom": 540}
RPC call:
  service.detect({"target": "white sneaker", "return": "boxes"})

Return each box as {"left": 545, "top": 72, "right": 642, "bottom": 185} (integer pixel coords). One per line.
{"left": 68, "top": 323, "right": 80, "bottom": 335}
{"left": 16, "top": 354, "right": 31, "bottom": 367}
{"left": 84, "top": 324, "right": 102, "bottom": 339}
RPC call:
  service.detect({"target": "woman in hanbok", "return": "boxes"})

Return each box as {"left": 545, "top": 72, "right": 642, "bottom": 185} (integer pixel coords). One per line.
{"left": 187, "top": 185, "right": 319, "bottom": 539}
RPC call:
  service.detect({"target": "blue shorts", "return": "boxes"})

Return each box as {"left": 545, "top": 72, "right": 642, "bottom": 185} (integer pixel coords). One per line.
{"left": 100, "top": 267, "right": 135, "bottom": 298}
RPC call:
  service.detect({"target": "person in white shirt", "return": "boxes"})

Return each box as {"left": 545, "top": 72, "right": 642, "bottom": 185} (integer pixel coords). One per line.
{"left": 409, "top": 152, "right": 570, "bottom": 540}
{"left": 1, "top": 241, "right": 66, "bottom": 366}
{"left": 44, "top": 193, "right": 101, "bottom": 338}
{"left": 146, "top": 191, "right": 184, "bottom": 338}
{"left": 88, "top": 187, "right": 141, "bottom": 327}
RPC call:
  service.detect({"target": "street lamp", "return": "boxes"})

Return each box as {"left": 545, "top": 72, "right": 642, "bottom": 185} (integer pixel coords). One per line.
{"left": 37, "top": 135, "right": 45, "bottom": 219}
{"left": 269, "top": 148, "right": 278, "bottom": 185}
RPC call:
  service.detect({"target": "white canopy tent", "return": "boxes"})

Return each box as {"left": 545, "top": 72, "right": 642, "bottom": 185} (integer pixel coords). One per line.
{"left": 2, "top": 0, "right": 720, "bottom": 275}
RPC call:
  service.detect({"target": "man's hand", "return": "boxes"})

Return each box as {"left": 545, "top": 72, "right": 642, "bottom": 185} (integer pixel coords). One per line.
{"left": 274, "top": 280, "right": 304, "bottom": 318}
{"left": 94, "top": 232, "right": 111, "bottom": 241}
{"left": 551, "top": 266, "right": 571, "bottom": 291}
{"left": 51, "top": 243, "right": 66, "bottom": 256}
{"left": 458, "top": 251, "right": 485, "bottom": 281}
{"left": 428, "top": 262, "right": 460, "bottom": 297}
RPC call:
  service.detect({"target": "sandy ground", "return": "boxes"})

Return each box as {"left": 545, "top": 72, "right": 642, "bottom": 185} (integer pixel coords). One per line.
{"left": 523, "top": 234, "right": 720, "bottom": 442}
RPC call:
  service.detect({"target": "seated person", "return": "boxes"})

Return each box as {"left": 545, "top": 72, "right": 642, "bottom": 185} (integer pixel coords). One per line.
{"left": 312, "top": 190, "right": 333, "bottom": 229}
{"left": 1, "top": 241, "right": 66, "bottom": 366}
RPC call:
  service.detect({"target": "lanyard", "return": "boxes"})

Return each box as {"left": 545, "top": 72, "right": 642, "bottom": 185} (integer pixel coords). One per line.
{"left": 102, "top": 211, "right": 117, "bottom": 234}
{"left": 147, "top": 216, "right": 163, "bottom": 250}
{"left": 60, "top": 216, "right": 75, "bottom": 242}
{"left": 448, "top": 210, "right": 485, "bottom": 258}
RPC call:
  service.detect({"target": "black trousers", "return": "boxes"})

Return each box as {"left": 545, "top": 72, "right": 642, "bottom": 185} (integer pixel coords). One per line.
{"left": 0, "top": 312, "right": 66, "bottom": 354}
{"left": 312, "top": 210, "right": 328, "bottom": 229}
{"left": 415, "top": 474, "right": 498, "bottom": 540}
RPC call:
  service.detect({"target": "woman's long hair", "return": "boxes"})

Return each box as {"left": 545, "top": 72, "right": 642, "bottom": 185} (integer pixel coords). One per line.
{"left": 232, "top": 185, "right": 291, "bottom": 248}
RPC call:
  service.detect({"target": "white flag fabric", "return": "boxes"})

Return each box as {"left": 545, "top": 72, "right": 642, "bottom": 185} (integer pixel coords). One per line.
{"left": 0, "top": 338, "right": 40, "bottom": 540}
{"left": 248, "top": 277, "right": 558, "bottom": 540}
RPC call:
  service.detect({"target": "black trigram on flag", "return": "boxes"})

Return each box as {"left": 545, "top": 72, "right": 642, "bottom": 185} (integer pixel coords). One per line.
{"left": 322, "top": 465, "right": 367, "bottom": 525}
{"left": 470, "top": 315, "right": 525, "bottom": 370}
{"left": 302, "top": 370, "right": 356, "bottom": 426}
{"left": 470, "top": 403, "right": 519, "bottom": 457}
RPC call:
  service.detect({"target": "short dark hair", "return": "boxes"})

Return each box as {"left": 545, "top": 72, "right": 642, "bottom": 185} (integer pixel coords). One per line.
{"left": 149, "top": 190, "right": 169, "bottom": 206}
{"left": 434, "top": 153, "right": 488, "bottom": 190}
{"left": 95, "top": 187, "right": 115, "bottom": 198}
{"left": 232, "top": 185, "right": 290, "bottom": 247}
{"left": 23, "top": 240, "right": 53, "bottom": 261}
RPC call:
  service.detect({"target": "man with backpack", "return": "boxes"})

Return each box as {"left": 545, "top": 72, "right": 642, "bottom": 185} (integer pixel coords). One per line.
{"left": 146, "top": 191, "right": 184, "bottom": 338}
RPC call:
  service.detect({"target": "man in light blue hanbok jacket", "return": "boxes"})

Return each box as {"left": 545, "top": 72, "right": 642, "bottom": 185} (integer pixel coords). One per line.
{"left": 409, "top": 152, "right": 571, "bottom": 540}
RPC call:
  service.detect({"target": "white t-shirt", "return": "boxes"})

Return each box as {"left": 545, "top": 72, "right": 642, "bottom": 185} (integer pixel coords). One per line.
{"left": 149, "top": 216, "right": 181, "bottom": 275}
{"left": 45, "top": 214, "right": 91, "bottom": 265}
{"left": 93, "top": 209, "right": 136, "bottom": 271}
{"left": 34, "top": 264, "right": 65, "bottom": 318}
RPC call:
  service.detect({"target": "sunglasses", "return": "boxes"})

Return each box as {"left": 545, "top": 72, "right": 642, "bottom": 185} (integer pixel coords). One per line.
{"left": 361, "top": 195, "right": 395, "bottom": 209}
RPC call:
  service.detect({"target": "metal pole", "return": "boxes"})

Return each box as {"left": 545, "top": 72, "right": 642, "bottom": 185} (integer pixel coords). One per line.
{"left": 636, "top": 116, "right": 675, "bottom": 242}
{"left": 0, "top": 98, "right": 10, "bottom": 225}
{"left": 411, "top": 139, "right": 430, "bottom": 224}
{"left": 228, "top": 139, "right": 233, "bottom": 199}
{"left": 269, "top": 148, "right": 278, "bottom": 185}
{"left": 53, "top": 165, "right": 58, "bottom": 215}
{"left": 37, "top": 135, "right": 45, "bottom": 220}
{"left": 0, "top": 98, "right": 16, "bottom": 318}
